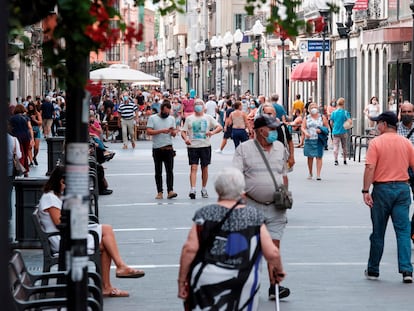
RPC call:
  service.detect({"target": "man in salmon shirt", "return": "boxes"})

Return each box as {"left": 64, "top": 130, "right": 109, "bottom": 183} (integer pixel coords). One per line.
{"left": 362, "top": 111, "right": 414, "bottom": 283}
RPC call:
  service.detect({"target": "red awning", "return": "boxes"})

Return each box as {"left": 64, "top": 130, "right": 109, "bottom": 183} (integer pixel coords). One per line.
{"left": 291, "top": 60, "right": 317, "bottom": 82}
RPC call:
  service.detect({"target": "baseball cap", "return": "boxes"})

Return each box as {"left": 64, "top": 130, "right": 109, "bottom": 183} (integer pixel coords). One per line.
{"left": 254, "top": 114, "right": 281, "bottom": 129}
{"left": 370, "top": 111, "right": 398, "bottom": 127}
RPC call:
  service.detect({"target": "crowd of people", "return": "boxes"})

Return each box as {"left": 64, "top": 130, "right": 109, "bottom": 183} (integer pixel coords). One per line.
{"left": 7, "top": 86, "right": 414, "bottom": 307}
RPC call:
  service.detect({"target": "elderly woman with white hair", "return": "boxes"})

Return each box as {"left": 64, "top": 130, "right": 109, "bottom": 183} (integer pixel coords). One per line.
{"left": 177, "top": 167, "right": 286, "bottom": 310}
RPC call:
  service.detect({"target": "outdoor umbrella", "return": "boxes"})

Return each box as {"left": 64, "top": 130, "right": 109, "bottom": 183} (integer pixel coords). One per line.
{"left": 291, "top": 59, "right": 318, "bottom": 81}
{"left": 89, "top": 63, "right": 160, "bottom": 84}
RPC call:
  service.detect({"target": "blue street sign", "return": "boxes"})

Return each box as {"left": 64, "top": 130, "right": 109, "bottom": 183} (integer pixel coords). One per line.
{"left": 307, "top": 40, "right": 330, "bottom": 52}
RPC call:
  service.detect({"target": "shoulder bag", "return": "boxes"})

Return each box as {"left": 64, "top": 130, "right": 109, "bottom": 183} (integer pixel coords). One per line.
{"left": 254, "top": 140, "right": 293, "bottom": 210}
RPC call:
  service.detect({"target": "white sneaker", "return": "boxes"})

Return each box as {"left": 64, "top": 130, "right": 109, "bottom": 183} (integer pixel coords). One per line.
{"left": 215, "top": 149, "right": 222, "bottom": 153}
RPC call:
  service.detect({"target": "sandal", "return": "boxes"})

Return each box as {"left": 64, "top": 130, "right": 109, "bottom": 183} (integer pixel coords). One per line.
{"left": 103, "top": 288, "right": 129, "bottom": 298}
{"left": 116, "top": 267, "right": 145, "bottom": 278}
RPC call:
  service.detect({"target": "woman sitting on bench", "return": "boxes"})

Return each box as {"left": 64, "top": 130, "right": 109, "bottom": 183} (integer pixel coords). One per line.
{"left": 38, "top": 166, "right": 145, "bottom": 298}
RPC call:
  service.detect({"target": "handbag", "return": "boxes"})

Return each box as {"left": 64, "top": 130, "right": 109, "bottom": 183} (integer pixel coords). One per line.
{"left": 13, "top": 139, "right": 25, "bottom": 177}
{"left": 343, "top": 119, "right": 353, "bottom": 130}
{"left": 254, "top": 140, "right": 293, "bottom": 210}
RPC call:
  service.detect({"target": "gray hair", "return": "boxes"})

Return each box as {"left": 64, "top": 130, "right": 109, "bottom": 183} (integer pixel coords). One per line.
{"left": 214, "top": 168, "right": 245, "bottom": 200}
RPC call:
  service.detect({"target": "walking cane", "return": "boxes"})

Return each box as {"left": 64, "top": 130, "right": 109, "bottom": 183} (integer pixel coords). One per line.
{"left": 274, "top": 283, "right": 280, "bottom": 311}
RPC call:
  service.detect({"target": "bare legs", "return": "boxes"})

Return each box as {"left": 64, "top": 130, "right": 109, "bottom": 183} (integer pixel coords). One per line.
{"left": 100, "top": 224, "right": 142, "bottom": 294}
{"left": 307, "top": 157, "right": 323, "bottom": 179}
{"left": 189, "top": 164, "right": 209, "bottom": 188}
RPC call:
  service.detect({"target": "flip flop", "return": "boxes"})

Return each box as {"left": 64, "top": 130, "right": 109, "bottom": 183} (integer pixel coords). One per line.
{"left": 103, "top": 288, "right": 129, "bottom": 298}
{"left": 116, "top": 268, "right": 145, "bottom": 278}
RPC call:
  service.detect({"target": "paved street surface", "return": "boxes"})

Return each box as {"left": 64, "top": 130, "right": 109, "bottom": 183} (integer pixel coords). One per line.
{"left": 16, "top": 133, "right": 414, "bottom": 310}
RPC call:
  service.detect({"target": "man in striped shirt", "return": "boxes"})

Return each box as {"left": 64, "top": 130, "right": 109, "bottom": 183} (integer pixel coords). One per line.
{"left": 118, "top": 91, "right": 138, "bottom": 149}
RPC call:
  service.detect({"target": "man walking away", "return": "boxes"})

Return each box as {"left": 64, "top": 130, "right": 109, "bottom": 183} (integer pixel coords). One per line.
{"left": 146, "top": 100, "right": 178, "bottom": 200}
{"left": 362, "top": 111, "right": 414, "bottom": 283}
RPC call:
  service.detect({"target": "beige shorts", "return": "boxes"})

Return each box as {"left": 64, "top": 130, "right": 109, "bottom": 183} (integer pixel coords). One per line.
{"left": 246, "top": 197, "right": 288, "bottom": 240}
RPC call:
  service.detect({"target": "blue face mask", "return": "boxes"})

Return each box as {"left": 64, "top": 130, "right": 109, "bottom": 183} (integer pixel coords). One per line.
{"left": 266, "top": 130, "right": 278, "bottom": 144}
{"left": 123, "top": 96, "right": 129, "bottom": 101}
{"left": 194, "top": 105, "right": 203, "bottom": 113}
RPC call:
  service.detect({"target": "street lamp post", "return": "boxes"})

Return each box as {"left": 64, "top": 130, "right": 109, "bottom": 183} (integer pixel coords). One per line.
{"left": 195, "top": 41, "right": 206, "bottom": 97}
{"left": 216, "top": 35, "right": 224, "bottom": 98}
{"left": 223, "top": 31, "right": 234, "bottom": 96}
{"left": 167, "top": 50, "right": 176, "bottom": 91}
{"left": 281, "top": 36, "right": 286, "bottom": 112}
{"left": 210, "top": 36, "right": 218, "bottom": 97}
{"left": 319, "top": 9, "right": 330, "bottom": 112}
{"left": 252, "top": 20, "right": 264, "bottom": 97}
{"left": 178, "top": 49, "right": 184, "bottom": 92}
{"left": 195, "top": 42, "right": 202, "bottom": 96}
{"left": 186, "top": 46, "right": 192, "bottom": 93}
{"left": 159, "top": 53, "right": 166, "bottom": 88}
{"left": 411, "top": 2, "right": 414, "bottom": 105}
{"left": 344, "top": 2, "right": 355, "bottom": 115}
{"left": 234, "top": 29, "right": 243, "bottom": 100}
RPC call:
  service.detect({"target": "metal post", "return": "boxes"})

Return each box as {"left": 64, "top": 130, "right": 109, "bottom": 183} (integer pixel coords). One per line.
{"left": 345, "top": 2, "right": 354, "bottom": 115}
{"left": 1, "top": 0, "right": 13, "bottom": 308}
{"left": 58, "top": 6, "right": 91, "bottom": 309}
{"left": 281, "top": 37, "right": 286, "bottom": 112}
{"left": 187, "top": 53, "right": 191, "bottom": 93}
{"left": 226, "top": 45, "right": 231, "bottom": 95}
{"left": 319, "top": 9, "right": 330, "bottom": 113}
{"left": 236, "top": 42, "right": 241, "bottom": 99}
{"left": 219, "top": 47, "right": 223, "bottom": 98}
{"left": 255, "top": 35, "right": 261, "bottom": 97}
{"left": 196, "top": 52, "right": 200, "bottom": 96}
{"left": 179, "top": 56, "right": 182, "bottom": 91}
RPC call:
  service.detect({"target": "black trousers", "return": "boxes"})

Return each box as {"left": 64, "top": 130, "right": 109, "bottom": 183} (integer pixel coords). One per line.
{"left": 152, "top": 147, "right": 174, "bottom": 193}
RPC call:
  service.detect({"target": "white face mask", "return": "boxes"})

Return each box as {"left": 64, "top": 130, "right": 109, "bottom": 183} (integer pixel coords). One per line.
{"left": 310, "top": 108, "right": 318, "bottom": 115}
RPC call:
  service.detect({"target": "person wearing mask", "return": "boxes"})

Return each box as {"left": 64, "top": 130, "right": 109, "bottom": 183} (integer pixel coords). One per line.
{"left": 330, "top": 97, "right": 352, "bottom": 166}
{"left": 362, "top": 111, "right": 414, "bottom": 283}
{"left": 146, "top": 100, "right": 179, "bottom": 200}
{"left": 177, "top": 168, "right": 286, "bottom": 310}
{"left": 301, "top": 102, "right": 329, "bottom": 180}
{"left": 233, "top": 115, "right": 291, "bottom": 301}
{"left": 181, "top": 99, "right": 222, "bottom": 199}
{"left": 118, "top": 92, "right": 138, "bottom": 149}
{"left": 397, "top": 101, "right": 414, "bottom": 244}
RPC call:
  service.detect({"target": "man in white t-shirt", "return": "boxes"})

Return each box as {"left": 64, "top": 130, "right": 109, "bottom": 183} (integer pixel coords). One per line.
{"left": 181, "top": 99, "right": 223, "bottom": 199}
{"left": 205, "top": 95, "right": 217, "bottom": 119}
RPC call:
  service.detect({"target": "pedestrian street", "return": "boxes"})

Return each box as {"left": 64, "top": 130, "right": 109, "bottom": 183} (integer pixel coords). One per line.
{"left": 21, "top": 134, "right": 414, "bottom": 311}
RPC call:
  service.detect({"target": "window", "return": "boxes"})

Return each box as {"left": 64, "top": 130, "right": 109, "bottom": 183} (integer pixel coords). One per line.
{"left": 106, "top": 44, "right": 120, "bottom": 62}
{"left": 234, "top": 14, "right": 246, "bottom": 32}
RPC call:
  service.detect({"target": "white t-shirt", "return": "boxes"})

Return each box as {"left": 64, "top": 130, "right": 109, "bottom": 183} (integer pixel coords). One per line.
{"left": 205, "top": 100, "right": 217, "bottom": 117}
{"left": 182, "top": 114, "right": 219, "bottom": 148}
{"left": 38, "top": 191, "right": 101, "bottom": 253}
